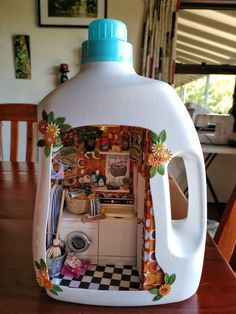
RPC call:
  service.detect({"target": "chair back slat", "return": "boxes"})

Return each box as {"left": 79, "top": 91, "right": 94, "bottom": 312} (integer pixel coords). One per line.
{"left": 10, "top": 121, "right": 19, "bottom": 162}
{"left": 26, "top": 121, "right": 35, "bottom": 162}
{"left": 0, "top": 103, "right": 37, "bottom": 162}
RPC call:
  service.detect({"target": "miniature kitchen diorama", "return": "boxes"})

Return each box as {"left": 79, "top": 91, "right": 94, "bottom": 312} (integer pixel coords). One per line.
{"left": 36, "top": 118, "right": 173, "bottom": 294}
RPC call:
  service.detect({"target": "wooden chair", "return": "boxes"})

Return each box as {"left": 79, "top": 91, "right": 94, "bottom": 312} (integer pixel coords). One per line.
{"left": 214, "top": 185, "right": 236, "bottom": 272}
{"left": 0, "top": 103, "right": 38, "bottom": 162}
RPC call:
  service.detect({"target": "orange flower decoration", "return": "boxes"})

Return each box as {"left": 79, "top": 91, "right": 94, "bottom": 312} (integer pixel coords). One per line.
{"left": 44, "top": 131, "right": 56, "bottom": 147}
{"left": 148, "top": 153, "right": 162, "bottom": 167}
{"left": 162, "top": 148, "right": 173, "bottom": 162}
{"left": 159, "top": 283, "right": 172, "bottom": 296}
{"left": 36, "top": 269, "right": 53, "bottom": 290}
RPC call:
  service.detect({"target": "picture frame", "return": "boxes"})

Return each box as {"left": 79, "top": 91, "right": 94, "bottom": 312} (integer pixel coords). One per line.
{"left": 130, "top": 130, "right": 144, "bottom": 162}
{"left": 38, "top": 0, "right": 107, "bottom": 28}
{"left": 105, "top": 155, "right": 130, "bottom": 187}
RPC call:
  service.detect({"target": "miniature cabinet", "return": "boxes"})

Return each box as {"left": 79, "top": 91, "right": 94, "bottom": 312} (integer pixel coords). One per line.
{"left": 98, "top": 217, "right": 137, "bottom": 265}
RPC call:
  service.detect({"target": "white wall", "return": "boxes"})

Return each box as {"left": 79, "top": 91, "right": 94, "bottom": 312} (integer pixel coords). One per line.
{"left": 0, "top": 0, "right": 144, "bottom": 103}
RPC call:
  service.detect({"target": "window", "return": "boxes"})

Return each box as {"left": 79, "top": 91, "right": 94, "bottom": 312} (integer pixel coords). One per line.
{"left": 175, "top": 1, "right": 236, "bottom": 114}
{"left": 175, "top": 75, "right": 235, "bottom": 114}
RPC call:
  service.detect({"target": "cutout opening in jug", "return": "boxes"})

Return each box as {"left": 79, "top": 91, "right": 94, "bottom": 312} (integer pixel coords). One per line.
{"left": 42, "top": 124, "right": 176, "bottom": 294}
{"left": 168, "top": 158, "right": 188, "bottom": 220}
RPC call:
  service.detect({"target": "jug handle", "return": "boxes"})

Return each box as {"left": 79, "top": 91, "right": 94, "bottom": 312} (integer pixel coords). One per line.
{"left": 150, "top": 150, "right": 207, "bottom": 258}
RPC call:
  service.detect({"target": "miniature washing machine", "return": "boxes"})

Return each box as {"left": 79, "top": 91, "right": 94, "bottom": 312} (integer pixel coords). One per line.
{"left": 33, "top": 19, "right": 207, "bottom": 306}
{"left": 60, "top": 210, "right": 99, "bottom": 264}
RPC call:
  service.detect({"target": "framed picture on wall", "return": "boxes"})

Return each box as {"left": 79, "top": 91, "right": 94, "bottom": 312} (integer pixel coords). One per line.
{"left": 130, "top": 130, "right": 144, "bottom": 162}
{"left": 38, "top": 0, "right": 107, "bottom": 27}
{"left": 105, "top": 155, "right": 130, "bottom": 187}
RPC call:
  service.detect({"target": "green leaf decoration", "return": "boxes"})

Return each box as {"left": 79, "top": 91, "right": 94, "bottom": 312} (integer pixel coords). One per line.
{"left": 168, "top": 274, "right": 176, "bottom": 285}
{"left": 37, "top": 139, "right": 46, "bottom": 147}
{"left": 40, "top": 258, "right": 47, "bottom": 270}
{"left": 55, "top": 117, "right": 66, "bottom": 126}
{"left": 45, "top": 146, "right": 51, "bottom": 157}
{"left": 53, "top": 285, "right": 63, "bottom": 292}
{"left": 35, "top": 261, "right": 41, "bottom": 270}
{"left": 42, "top": 110, "right": 48, "bottom": 121}
{"left": 149, "top": 288, "right": 159, "bottom": 294}
{"left": 151, "top": 131, "right": 159, "bottom": 143}
{"left": 47, "top": 111, "right": 55, "bottom": 124}
{"left": 157, "top": 164, "right": 165, "bottom": 175}
{"left": 49, "top": 289, "right": 58, "bottom": 296}
{"left": 60, "top": 124, "right": 72, "bottom": 132}
{"left": 164, "top": 273, "right": 170, "bottom": 284}
{"left": 159, "top": 130, "right": 167, "bottom": 143}
{"left": 153, "top": 294, "right": 163, "bottom": 301}
{"left": 150, "top": 166, "right": 158, "bottom": 178}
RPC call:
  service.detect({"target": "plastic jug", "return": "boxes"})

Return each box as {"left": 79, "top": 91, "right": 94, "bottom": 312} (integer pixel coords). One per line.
{"left": 33, "top": 19, "right": 206, "bottom": 306}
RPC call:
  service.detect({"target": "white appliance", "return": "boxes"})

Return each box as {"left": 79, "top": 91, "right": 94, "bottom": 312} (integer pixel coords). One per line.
{"left": 60, "top": 207, "right": 137, "bottom": 266}
{"left": 60, "top": 210, "right": 99, "bottom": 264}
{"left": 195, "top": 113, "right": 234, "bottom": 145}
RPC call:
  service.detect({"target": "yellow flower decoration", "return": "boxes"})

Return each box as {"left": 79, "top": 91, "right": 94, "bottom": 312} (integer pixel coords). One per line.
{"left": 148, "top": 130, "right": 172, "bottom": 177}
{"left": 152, "top": 143, "right": 165, "bottom": 156}
{"left": 159, "top": 283, "right": 172, "bottom": 296}
{"left": 46, "top": 122, "right": 60, "bottom": 137}
{"left": 37, "top": 110, "right": 71, "bottom": 157}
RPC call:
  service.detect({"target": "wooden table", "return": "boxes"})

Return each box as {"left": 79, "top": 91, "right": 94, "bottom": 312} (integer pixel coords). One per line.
{"left": 0, "top": 161, "right": 235, "bottom": 314}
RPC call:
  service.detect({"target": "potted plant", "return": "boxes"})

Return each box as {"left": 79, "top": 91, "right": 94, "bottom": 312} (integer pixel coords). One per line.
{"left": 76, "top": 126, "right": 103, "bottom": 151}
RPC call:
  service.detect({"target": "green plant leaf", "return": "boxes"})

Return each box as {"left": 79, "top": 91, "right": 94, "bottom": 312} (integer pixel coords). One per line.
{"left": 168, "top": 274, "right": 176, "bottom": 285}
{"left": 153, "top": 294, "right": 163, "bottom": 301}
{"left": 35, "top": 261, "right": 41, "bottom": 270}
{"left": 40, "top": 258, "right": 47, "bottom": 270}
{"left": 60, "top": 124, "right": 72, "bottom": 132}
{"left": 150, "top": 166, "right": 158, "bottom": 178}
{"left": 42, "top": 110, "right": 48, "bottom": 121}
{"left": 37, "top": 139, "right": 45, "bottom": 147}
{"left": 49, "top": 289, "right": 58, "bottom": 296}
{"left": 157, "top": 164, "right": 165, "bottom": 175}
{"left": 45, "top": 146, "right": 51, "bottom": 157}
{"left": 149, "top": 288, "right": 159, "bottom": 294}
{"left": 55, "top": 117, "right": 66, "bottom": 126}
{"left": 159, "top": 130, "right": 167, "bottom": 143}
{"left": 53, "top": 285, "right": 63, "bottom": 292}
{"left": 151, "top": 131, "right": 159, "bottom": 143}
{"left": 47, "top": 111, "right": 55, "bottom": 124}
{"left": 164, "top": 273, "right": 170, "bottom": 284}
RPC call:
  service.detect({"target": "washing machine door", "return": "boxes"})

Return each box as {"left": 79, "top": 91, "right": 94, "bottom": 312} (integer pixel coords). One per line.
{"left": 66, "top": 231, "right": 91, "bottom": 253}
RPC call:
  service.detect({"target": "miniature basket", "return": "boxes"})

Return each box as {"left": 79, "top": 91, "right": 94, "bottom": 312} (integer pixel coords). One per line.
{"left": 65, "top": 190, "right": 90, "bottom": 215}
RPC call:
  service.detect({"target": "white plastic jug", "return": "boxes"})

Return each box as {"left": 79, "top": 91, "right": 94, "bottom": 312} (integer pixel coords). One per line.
{"left": 33, "top": 19, "right": 206, "bottom": 306}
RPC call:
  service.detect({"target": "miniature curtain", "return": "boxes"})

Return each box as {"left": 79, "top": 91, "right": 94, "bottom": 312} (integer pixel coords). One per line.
{"left": 141, "top": 0, "right": 180, "bottom": 85}
{"left": 142, "top": 131, "right": 164, "bottom": 290}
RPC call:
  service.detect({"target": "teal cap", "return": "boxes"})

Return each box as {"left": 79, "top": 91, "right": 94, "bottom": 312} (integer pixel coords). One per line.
{"left": 81, "top": 19, "right": 133, "bottom": 65}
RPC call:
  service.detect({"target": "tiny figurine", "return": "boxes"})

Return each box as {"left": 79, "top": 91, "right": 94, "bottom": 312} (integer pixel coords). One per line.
{"left": 59, "top": 63, "right": 70, "bottom": 84}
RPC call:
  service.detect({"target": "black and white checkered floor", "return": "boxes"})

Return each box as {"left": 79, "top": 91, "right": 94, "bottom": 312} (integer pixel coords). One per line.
{"left": 51, "top": 264, "right": 141, "bottom": 291}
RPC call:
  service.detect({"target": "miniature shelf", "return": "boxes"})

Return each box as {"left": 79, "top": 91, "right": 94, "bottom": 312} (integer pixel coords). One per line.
{"left": 97, "top": 150, "right": 130, "bottom": 156}
{"left": 96, "top": 186, "right": 130, "bottom": 193}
